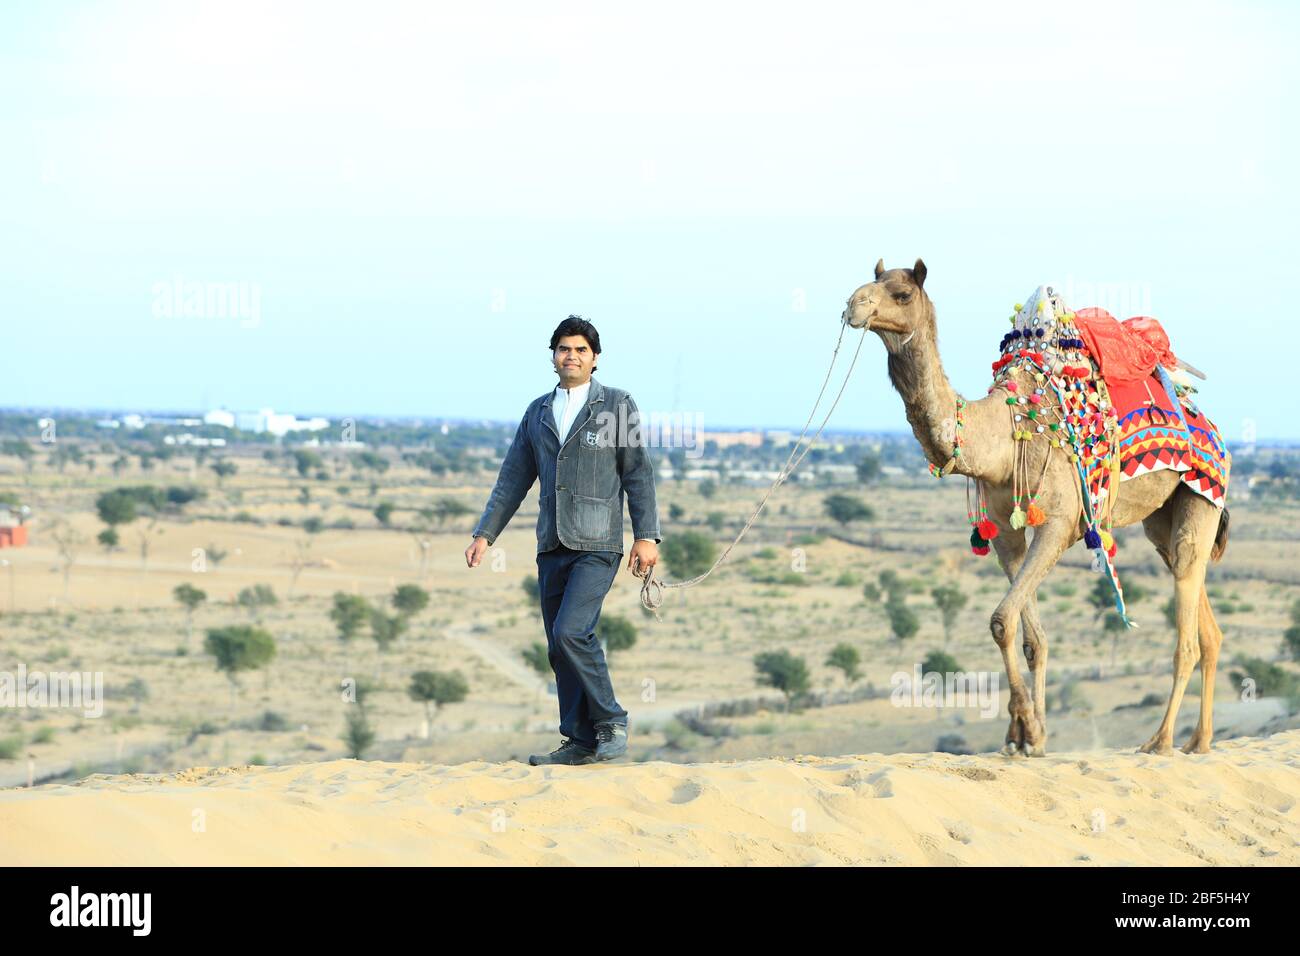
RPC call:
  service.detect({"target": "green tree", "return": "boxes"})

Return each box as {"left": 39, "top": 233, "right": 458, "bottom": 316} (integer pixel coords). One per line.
{"left": 368, "top": 608, "right": 407, "bottom": 680}
{"left": 1088, "top": 575, "right": 1145, "bottom": 620}
{"left": 408, "top": 670, "right": 470, "bottom": 738}
{"left": 374, "top": 501, "right": 395, "bottom": 527}
{"left": 661, "top": 531, "right": 717, "bottom": 579}
{"left": 1285, "top": 600, "right": 1300, "bottom": 662}
{"left": 826, "top": 643, "right": 862, "bottom": 683}
{"left": 355, "top": 450, "right": 389, "bottom": 474}
{"left": 753, "top": 649, "right": 811, "bottom": 711}
{"left": 342, "top": 708, "right": 376, "bottom": 759}
{"left": 210, "top": 460, "right": 238, "bottom": 486}
{"left": 1229, "top": 655, "right": 1300, "bottom": 700}
{"left": 521, "top": 642, "right": 550, "bottom": 676}
{"left": 922, "top": 650, "right": 961, "bottom": 675}
{"left": 521, "top": 575, "right": 540, "bottom": 603}
{"left": 392, "top": 584, "right": 430, "bottom": 619}
{"left": 237, "top": 583, "right": 278, "bottom": 618}
{"left": 855, "top": 453, "right": 881, "bottom": 484}
{"left": 433, "top": 497, "right": 473, "bottom": 525}
{"left": 97, "top": 527, "right": 119, "bottom": 556}
{"left": 293, "top": 449, "right": 323, "bottom": 478}
{"left": 930, "top": 584, "right": 968, "bottom": 649}
{"left": 95, "top": 489, "right": 138, "bottom": 527}
{"left": 330, "top": 593, "right": 371, "bottom": 647}
{"left": 823, "top": 493, "right": 875, "bottom": 527}
{"left": 172, "top": 583, "right": 207, "bottom": 645}
{"left": 886, "top": 595, "right": 920, "bottom": 652}
{"left": 597, "top": 614, "right": 637, "bottom": 654}
{"left": 204, "top": 625, "right": 276, "bottom": 713}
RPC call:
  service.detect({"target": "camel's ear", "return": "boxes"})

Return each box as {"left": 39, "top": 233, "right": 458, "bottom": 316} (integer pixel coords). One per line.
{"left": 912, "top": 258, "right": 927, "bottom": 289}
{"left": 874, "top": 258, "right": 885, "bottom": 281}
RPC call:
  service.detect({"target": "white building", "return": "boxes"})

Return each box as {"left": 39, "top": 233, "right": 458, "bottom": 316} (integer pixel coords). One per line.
{"left": 214, "top": 407, "right": 331, "bottom": 437}
{"left": 204, "top": 409, "right": 236, "bottom": 429}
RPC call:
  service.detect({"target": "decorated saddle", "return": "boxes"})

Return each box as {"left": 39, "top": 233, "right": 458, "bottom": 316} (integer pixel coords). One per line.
{"left": 957, "top": 285, "right": 1230, "bottom": 628}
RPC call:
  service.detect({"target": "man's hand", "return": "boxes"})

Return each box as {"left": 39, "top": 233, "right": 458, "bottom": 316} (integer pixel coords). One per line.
{"left": 628, "top": 539, "right": 658, "bottom": 576}
{"left": 465, "top": 536, "right": 489, "bottom": 568}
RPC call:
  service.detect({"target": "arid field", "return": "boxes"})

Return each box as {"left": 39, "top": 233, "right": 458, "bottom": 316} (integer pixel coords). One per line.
{"left": 2, "top": 443, "right": 1298, "bottom": 863}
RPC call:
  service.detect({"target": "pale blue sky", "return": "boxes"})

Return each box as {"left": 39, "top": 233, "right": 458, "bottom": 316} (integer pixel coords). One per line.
{"left": 2, "top": 1, "right": 1296, "bottom": 439}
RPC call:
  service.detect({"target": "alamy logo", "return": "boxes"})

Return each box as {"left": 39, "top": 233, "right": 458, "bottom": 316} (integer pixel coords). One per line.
{"left": 0, "top": 665, "right": 103, "bottom": 718}
{"left": 49, "top": 886, "right": 151, "bottom": 936}
{"left": 889, "top": 665, "right": 1001, "bottom": 718}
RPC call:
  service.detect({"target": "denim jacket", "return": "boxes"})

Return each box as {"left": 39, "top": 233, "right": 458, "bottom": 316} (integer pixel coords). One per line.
{"left": 471, "top": 376, "right": 661, "bottom": 554}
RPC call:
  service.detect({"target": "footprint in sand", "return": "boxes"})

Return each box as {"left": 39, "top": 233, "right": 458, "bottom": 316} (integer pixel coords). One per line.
{"left": 670, "top": 780, "right": 705, "bottom": 804}
{"left": 840, "top": 768, "right": 893, "bottom": 798}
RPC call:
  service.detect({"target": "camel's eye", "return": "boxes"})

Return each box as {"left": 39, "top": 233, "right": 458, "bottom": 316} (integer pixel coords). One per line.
{"left": 893, "top": 291, "right": 912, "bottom": 303}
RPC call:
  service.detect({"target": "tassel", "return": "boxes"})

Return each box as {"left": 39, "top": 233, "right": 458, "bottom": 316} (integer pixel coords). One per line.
{"left": 1009, "top": 507, "right": 1026, "bottom": 530}
{"left": 1026, "top": 502, "right": 1046, "bottom": 526}
{"left": 1100, "top": 530, "right": 1118, "bottom": 559}
{"left": 977, "top": 519, "right": 999, "bottom": 541}
{"left": 1083, "top": 527, "right": 1102, "bottom": 550}
{"left": 969, "top": 528, "right": 990, "bottom": 556}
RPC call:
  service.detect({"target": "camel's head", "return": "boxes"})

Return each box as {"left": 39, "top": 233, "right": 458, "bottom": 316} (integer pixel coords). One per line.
{"left": 842, "top": 258, "right": 930, "bottom": 348}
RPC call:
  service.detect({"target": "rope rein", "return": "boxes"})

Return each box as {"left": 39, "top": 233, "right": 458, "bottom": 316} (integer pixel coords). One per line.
{"left": 633, "top": 322, "right": 869, "bottom": 619}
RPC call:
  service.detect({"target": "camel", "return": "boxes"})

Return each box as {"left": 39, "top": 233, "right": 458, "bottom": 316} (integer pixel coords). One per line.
{"left": 843, "top": 259, "right": 1230, "bottom": 757}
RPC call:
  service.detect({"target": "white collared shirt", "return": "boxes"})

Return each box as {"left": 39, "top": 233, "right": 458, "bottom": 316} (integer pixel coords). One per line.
{"left": 552, "top": 379, "right": 591, "bottom": 442}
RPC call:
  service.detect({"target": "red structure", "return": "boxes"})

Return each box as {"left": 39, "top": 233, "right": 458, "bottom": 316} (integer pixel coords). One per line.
{"left": 0, "top": 525, "right": 26, "bottom": 547}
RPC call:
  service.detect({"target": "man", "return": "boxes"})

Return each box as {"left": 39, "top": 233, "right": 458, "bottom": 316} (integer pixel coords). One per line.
{"left": 465, "top": 315, "right": 660, "bottom": 766}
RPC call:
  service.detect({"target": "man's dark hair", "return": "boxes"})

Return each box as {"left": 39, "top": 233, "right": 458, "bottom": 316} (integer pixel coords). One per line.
{"left": 549, "top": 315, "right": 601, "bottom": 356}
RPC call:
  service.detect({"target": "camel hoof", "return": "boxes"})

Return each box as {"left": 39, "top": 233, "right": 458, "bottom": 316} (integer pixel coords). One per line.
{"left": 1138, "top": 738, "right": 1173, "bottom": 755}
{"left": 1001, "top": 742, "right": 1022, "bottom": 757}
{"left": 1181, "top": 738, "right": 1211, "bottom": 755}
{"left": 1028, "top": 744, "right": 1047, "bottom": 758}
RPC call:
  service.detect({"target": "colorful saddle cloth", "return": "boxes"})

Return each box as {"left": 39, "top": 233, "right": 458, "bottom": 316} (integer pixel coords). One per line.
{"left": 1090, "top": 373, "right": 1230, "bottom": 509}
{"left": 984, "top": 288, "right": 1232, "bottom": 629}
{"left": 1074, "top": 308, "right": 1230, "bottom": 510}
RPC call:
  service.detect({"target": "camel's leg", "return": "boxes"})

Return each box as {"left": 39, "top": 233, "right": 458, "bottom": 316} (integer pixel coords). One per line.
{"left": 1138, "top": 492, "right": 1222, "bottom": 755}
{"left": 1020, "top": 596, "right": 1051, "bottom": 750}
{"left": 989, "top": 520, "right": 1072, "bottom": 757}
{"left": 1181, "top": 586, "right": 1223, "bottom": 753}
{"left": 990, "top": 530, "right": 1051, "bottom": 754}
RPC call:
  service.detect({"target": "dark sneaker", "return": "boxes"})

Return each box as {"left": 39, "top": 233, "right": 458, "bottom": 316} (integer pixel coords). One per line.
{"left": 593, "top": 722, "right": 628, "bottom": 761}
{"left": 528, "top": 738, "right": 596, "bottom": 766}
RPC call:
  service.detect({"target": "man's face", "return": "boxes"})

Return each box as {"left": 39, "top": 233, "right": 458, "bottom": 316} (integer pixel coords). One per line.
{"left": 552, "top": 334, "right": 597, "bottom": 386}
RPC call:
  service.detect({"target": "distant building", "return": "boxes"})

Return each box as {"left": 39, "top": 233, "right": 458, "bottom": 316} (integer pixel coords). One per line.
{"left": 706, "top": 430, "right": 764, "bottom": 449}
{"left": 163, "top": 434, "right": 227, "bottom": 447}
{"left": 204, "top": 409, "right": 236, "bottom": 429}
{"left": 0, "top": 504, "right": 29, "bottom": 548}
{"left": 224, "top": 408, "right": 330, "bottom": 437}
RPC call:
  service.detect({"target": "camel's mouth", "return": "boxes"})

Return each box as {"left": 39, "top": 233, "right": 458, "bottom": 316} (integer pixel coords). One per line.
{"left": 842, "top": 305, "right": 875, "bottom": 330}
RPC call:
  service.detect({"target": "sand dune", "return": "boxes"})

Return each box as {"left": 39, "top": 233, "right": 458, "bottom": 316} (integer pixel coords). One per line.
{"left": 3, "top": 730, "right": 1297, "bottom": 866}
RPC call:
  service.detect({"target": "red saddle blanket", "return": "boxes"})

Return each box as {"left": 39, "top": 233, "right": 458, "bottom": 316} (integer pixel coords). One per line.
{"left": 1073, "top": 307, "right": 1178, "bottom": 384}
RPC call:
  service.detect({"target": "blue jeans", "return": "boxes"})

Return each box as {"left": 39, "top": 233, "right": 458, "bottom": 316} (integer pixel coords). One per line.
{"left": 537, "top": 545, "right": 628, "bottom": 750}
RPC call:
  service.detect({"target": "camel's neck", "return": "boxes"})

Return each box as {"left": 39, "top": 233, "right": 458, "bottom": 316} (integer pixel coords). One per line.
{"left": 885, "top": 305, "right": 1013, "bottom": 486}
